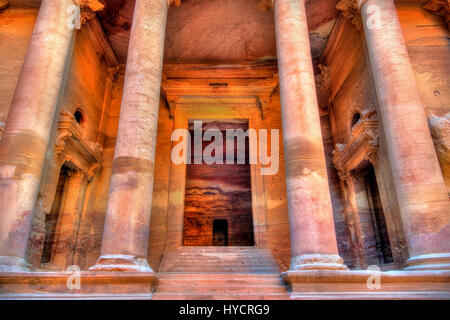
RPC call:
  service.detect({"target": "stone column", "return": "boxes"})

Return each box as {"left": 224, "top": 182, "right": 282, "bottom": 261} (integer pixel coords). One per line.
{"left": 357, "top": 0, "right": 450, "bottom": 270}
{"left": 0, "top": 0, "right": 76, "bottom": 272}
{"left": 90, "top": 0, "right": 171, "bottom": 272}
{"left": 273, "top": 0, "right": 347, "bottom": 271}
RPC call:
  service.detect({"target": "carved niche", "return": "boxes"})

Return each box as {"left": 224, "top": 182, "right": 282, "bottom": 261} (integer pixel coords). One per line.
{"left": 54, "top": 109, "right": 103, "bottom": 182}
{"left": 332, "top": 109, "right": 378, "bottom": 181}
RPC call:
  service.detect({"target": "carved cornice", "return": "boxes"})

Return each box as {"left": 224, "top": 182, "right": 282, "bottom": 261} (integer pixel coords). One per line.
{"left": 332, "top": 110, "right": 378, "bottom": 181}
{"left": 73, "top": 0, "right": 105, "bottom": 25}
{"left": 54, "top": 110, "right": 103, "bottom": 182}
{"left": 423, "top": 0, "right": 450, "bottom": 26}
{"left": 161, "top": 71, "right": 278, "bottom": 119}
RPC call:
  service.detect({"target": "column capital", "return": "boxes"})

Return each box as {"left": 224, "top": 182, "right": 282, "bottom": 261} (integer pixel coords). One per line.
{"left": 73, "top": 0, "right": 104, "bottom": 25}
{"left": 336, "top": 0, "right": 368, "bottom": 30}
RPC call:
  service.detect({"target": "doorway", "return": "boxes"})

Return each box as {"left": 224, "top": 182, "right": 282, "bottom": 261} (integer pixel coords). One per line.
{"left": 182, "top": 120, "right": 255, "bottom": 246}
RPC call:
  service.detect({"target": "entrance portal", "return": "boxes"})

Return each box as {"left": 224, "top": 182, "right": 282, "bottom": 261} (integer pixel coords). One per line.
{"left": 182, "top": 121, "right": 254, "bottom": 246}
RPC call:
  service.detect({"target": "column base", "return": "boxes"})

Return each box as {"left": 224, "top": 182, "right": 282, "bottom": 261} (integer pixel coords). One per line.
{"left": 0, "top": 256, "right": 30, "bottom": 272}
{"left": 290, "top": 254, "right": 348, "bottom": 271}
{"left": 404, "top": 253, "right": 450, "bottom": 271}
{"left": 89, "top": 255, "right": 154, "bottom": 272}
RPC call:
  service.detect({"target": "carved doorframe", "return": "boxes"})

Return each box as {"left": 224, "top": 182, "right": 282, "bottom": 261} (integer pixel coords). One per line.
{"left": 165, "top": 104, "right": 269, "bottom": 251}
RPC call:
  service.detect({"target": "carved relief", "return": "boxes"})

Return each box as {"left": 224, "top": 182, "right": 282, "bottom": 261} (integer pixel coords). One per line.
{"left": 332, "top": 109, "right": 379, "bottom": 180}
{"left": 54, "top": 109, "right": 103, "bottom": 183}
{"left": 73, "top": 0, "right": 105, "bottom": 25}
{"left": 161, "top": 66, "right": 278, "bottom": 119}
{"left": 337, "top": 0, "right": 363, "bottom": 31}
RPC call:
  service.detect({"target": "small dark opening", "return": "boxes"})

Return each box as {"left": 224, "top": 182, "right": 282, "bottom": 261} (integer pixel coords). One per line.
{"left": 351, "top": 112, "right": 361, "bottom": 128}
{"left": 74, "top": 110, "right": 83, "bottom": 124}
{"left": 212, "top": 219, "right": 228, "bottom": 246}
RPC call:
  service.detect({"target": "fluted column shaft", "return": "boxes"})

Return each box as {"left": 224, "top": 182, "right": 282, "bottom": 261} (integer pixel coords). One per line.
{"left": 359, "top": 0, "right": 450, "bottom": 270}
{"left": 90, "top": 0, "right": 168, "bottom": 272}
{"left": 274, "top": 0, "right": 347, "bottom": 270}
{"left": 0, "top": 0, "right": 75, "bottom": 271}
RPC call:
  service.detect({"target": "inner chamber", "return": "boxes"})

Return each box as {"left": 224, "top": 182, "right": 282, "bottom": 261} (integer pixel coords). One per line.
{"left": 182, "top": 120, "right": 254, "bottom": 246}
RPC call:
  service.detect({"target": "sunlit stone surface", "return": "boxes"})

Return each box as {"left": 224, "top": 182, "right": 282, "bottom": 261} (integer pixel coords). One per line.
{"left": 0, "top": 0, "right": 449, "bottom": 299}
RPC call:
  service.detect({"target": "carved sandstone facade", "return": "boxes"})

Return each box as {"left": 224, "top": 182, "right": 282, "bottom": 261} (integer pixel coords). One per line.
{"left": 0, "top": 0, "right": 449, "bottom": 299}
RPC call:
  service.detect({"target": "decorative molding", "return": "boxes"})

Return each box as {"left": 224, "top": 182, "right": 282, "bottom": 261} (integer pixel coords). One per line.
{"left": 423, "top": 0, "right": 450, "bottom": 28}
{"left": 161, "top": 65, "right": 278, "bottom": 119}
{"left": 0, "top": 0, "right": 9, "bottom": 12}
{"left": 73, "top": 0, "right": 105, "bottom": 25}
{"left": 336, "top": 0, "right": 363, "bottom": 30}
{"left": 54, "top": 109, "right": 103, "bottom": 182}
{"left": 332, "top": 109, "right": 378, "bottom": 181}
{"left": 107, "top": 65, "right": 120, "bottom": 81}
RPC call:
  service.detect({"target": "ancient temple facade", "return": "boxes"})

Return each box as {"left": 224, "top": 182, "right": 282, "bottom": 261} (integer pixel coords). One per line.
{"left": 0, "top": 0, "right": 449, "bottom": 299}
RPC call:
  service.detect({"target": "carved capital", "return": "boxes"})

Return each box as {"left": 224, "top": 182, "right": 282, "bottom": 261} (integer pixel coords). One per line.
{"left": 107, "top": 65, "right": 120, "bottom": 81}
{"left": 423, "top": 0, "right": 450, "bottom": 26}
{"left": 73, "top": 0, "right": 105, "bottom": 25}
{"left": 336, "top": 0, "right": 365, "bottom": 30}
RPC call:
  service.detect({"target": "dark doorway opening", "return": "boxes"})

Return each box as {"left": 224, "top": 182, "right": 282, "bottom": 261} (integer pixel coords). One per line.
{"left": 212, "top": 219, "right": 228, "bottom": 246}
{"left": 352, "top": 162, "right": 394, "bottom": 265}
{"left": 182, "top": 120, "right": 254, "bottom": 246}
{"left": 41, "top": 166, "right": 69, "bottom": 264}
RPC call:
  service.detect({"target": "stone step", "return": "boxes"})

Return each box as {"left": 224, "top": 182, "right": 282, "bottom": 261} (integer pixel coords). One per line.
{"left": 161, "top": 260, "right": 278, "bottom": 270}
{"left": 152, "top": 293, "right": 290, "bottom": 300}
{"left": 156, "top": 285, "right": 288, "bottom": 294}
{"left": 157, "top": 278, "right": 285, "bottom": 287}
{"left": 158, "top": 247, "right": 281, "bottom": 273}
{"left": 162, "top": 268, "right": 280, "bottom": 273}
{"left": 158, "top": 272, "right": 283, "bottom": 280}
